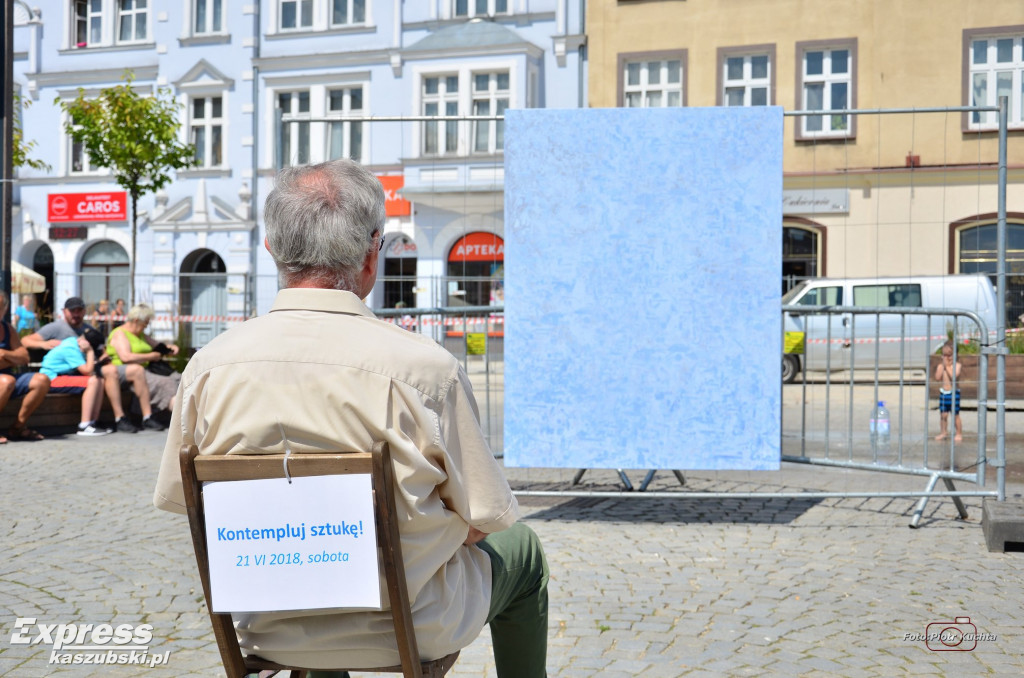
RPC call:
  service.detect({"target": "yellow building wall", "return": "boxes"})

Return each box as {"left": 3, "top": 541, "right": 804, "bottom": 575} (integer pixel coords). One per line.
{"left": 587, "top": 0, "right": 1024, "bottom": 172}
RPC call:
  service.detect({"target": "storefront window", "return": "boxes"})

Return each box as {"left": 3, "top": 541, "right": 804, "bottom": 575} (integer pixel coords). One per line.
{"left": 446, "top": 232, "right": 504, "bottom": 307}
{"left": 958, "top": 222, "right": 1024, "bottom": 324}
{"left": 383, "top": 235, "right": 418, "bottom": 309}
{"left": 783, "top": 225, "right": 819, "bottom": 294}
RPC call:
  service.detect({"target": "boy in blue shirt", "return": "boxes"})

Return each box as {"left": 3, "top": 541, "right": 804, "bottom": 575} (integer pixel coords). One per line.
{"left": 40, "top": 335, "right": 111, "bottom": 436}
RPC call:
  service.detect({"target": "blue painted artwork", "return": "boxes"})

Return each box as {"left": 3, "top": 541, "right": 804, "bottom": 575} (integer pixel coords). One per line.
{"left": 504, "top": 107, "right": 783, "bottom": 470}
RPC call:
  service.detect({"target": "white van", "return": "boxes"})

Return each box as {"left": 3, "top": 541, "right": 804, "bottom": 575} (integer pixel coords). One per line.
{"left": 781, "top": 274, "right": 998, "bottom": 382}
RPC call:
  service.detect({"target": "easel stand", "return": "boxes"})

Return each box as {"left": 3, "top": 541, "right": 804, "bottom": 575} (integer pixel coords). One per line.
{"left": 571, "top": 469, "right": 686, "bottom": 492}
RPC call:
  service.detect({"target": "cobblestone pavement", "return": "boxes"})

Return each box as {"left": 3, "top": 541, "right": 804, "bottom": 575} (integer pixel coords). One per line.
{"left": 1, "top": 430, "right": 1022, "bottom": 677}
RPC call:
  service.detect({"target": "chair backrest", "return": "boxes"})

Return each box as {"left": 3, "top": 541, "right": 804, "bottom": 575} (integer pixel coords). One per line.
{"left": 180, "top": 440, "right": 427, "bottom": 678}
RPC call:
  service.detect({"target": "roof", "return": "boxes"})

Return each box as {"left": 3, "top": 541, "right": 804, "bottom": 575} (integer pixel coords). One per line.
{"left": 405, "top": 19, "right": 531, "bottom": 52}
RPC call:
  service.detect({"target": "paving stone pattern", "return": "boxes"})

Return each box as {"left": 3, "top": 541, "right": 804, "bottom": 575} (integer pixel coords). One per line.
{"left": 1, "top": 432, "right": 1022, "bottom": 677}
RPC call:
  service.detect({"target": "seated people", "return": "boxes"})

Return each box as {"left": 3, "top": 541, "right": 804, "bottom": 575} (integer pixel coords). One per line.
{"left": 0, "top": 291, "right": 50, "bottom": 442}
{"left": 40, "top": 333, "right": 112, "bottom": 437}
{"left": 103, "top": 303, "right": 180, "bottom": 433}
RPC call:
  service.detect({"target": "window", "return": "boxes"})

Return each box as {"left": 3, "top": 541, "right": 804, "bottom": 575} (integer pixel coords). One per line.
{"left": 454, "top": 0, "right": 508, "bottom": 18}
{"left": 618, "top": 52, "right": 685, "bottom": 108}
{"left": 959, "top": 220, "right": 1024, "bottom": 320}
{"left": 73, "top": 0, "right": 103, "bottom": 47}
{"left": 280, "top": 0, "right": 312, "bottom": 30}
{"left": 797, "top": 40, "right": 856, "bottom": 138}
{"left": 117, "top": 0, "right": 147, "bottom": 42}
{"left": 331, "top": 0, "right": 365, "bottom": 26}
{"left": 67, "top": 111, "right": 96, "bottom": 174}
{"left": 383, "top": 235, "right": 417, "bottom": 310}
{"left": 81, "top": 241, "right": 130, "bottom": 305}
{"left": 271, "top": 81, "right": 369, "bottom": 168}
{"left": 70, "top": 0, "right": 151, "bottom": 48}
{"left": 193, "top": 0, "right": 223, "bottom": 34}
{"left": 782, "top": 223, "right": 819, "bottom": 295}
{"left": 472, "top": 72, "right": 508, "bottom": 153}
{"left": 278, "top": 91, "right": 310, "bottom": 167}
{"left": 966, "top": 30, "right": 1024, "bottom": 129}
{"left": 327, "top": 86, "right": 363, "bottom": 161}
{"left": 721, "top": 52, "right": 772, "bottom": 107}
{"left": 422, "top": 75, "right": 459, "bottom": 156}
{"left": 853, "top": 284, "right": 921, "bottom": 308}
{"left": 795, "top": 286, "right": 841, "bottom": 306}
{"left": 417, "top": 68, "right": 514, "bottom": 158}
{"left": 191, "top": 96, "right": 224, "bottom": 168}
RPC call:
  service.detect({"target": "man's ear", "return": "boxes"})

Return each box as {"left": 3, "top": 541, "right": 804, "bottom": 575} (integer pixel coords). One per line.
{"left": 264, "top": 237, "right": 272, "bottom": 253}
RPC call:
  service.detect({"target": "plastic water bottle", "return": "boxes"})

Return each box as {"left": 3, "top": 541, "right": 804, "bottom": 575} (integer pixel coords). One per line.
{"left": 869, "top": 401, "right": 890, "bottom": 445}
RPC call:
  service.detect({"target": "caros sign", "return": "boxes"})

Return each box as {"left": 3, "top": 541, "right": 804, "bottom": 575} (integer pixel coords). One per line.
{"left": 48, "top": 192, "right": 128, "bottom": 223}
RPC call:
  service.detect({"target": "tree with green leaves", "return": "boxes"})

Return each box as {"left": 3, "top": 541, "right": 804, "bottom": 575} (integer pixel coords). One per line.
{"left": 13, "top": 93, "right": 50, "bottom": 172}
{"left": 57, "top": 72, "right": 196, "bottom": 304}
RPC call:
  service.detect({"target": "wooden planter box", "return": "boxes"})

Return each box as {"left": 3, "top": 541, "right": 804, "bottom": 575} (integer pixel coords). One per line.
{"left": 928, "top": 354, "right": 1024, "bottom": 400}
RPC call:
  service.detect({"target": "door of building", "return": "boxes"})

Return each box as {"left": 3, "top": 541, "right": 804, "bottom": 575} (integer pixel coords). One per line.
{"left": 181, "top": 249, "right": 227, "bottom": 348}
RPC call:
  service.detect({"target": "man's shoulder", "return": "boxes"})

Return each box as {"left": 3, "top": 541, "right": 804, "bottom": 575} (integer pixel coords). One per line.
{"left": 38, "top": 319, "right": 70, "bottom": 337}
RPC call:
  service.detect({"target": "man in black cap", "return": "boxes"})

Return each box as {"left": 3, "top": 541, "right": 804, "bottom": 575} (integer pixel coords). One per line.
{"left": 22, "top": 297, "right": 95, "bottom": 350}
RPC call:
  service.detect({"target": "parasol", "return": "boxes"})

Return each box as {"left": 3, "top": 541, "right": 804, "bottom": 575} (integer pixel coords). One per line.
{"left": 11, "top": 261, "right": 46, "bottom": 294}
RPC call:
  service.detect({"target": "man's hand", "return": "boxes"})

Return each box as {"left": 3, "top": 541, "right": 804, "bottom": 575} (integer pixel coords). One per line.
{"left": 464, "top": 526, "right": 487, "bottom": 546}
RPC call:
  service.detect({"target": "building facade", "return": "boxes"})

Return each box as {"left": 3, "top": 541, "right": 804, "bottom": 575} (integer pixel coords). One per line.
{"left": 12, "top": 0, "right": 587, "bottom": 343}
{"left": 588, "top": 0, "right": 1024, "bottom": 312}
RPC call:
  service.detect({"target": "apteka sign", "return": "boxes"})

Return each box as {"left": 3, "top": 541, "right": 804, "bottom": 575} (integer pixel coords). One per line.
{"left": 48, "top": 192, "right": 128, "bottom": 223}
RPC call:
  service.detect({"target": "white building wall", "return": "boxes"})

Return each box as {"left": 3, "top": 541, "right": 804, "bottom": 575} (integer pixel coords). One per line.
{"left": 13, "top": 0, "right": 588, "bottom": 331}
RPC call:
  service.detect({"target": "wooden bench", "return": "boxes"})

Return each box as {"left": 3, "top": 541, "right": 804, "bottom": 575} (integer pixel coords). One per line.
{"left": 0, "top": 387, "right": 155, "bottom": 432}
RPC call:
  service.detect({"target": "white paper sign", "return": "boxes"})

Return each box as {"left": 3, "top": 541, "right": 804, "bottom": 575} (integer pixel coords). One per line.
{"left": 202, "top": 474, "right": 380, "bottom": 612}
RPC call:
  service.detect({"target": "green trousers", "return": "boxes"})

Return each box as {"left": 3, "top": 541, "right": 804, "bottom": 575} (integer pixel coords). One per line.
{"left": 478, "top": 522, "right": 549, "bottom": 678}
{"left": 307, "top": 522, "right": 549, "bottom": 678}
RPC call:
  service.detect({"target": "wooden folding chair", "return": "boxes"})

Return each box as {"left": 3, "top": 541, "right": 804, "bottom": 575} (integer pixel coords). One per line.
{"left": 180, "top": 441, "right": 459, "bottom": 678}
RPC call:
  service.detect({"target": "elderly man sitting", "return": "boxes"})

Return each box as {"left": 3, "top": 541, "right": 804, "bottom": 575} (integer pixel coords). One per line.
{"left": 154, "top": 159, "right": 548, "bottom": 676}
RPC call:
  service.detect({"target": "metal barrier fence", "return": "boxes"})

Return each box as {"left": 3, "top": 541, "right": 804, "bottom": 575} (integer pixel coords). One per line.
{"left": 23, "top": 103, "right": 1012, "bottom": 524}
{"left": 508, "top": 101, "right": 1013, "bottom": 527}
{"left": 782, "top": 305, "right": 1005, "bottom": 526}
{"left": 377, "top": 304, "right": 504, "bottom": 455}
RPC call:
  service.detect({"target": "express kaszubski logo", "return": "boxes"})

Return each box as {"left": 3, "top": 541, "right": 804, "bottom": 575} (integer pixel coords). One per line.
{"left": 9, "top": 617, "right": 170, "bottom": 667}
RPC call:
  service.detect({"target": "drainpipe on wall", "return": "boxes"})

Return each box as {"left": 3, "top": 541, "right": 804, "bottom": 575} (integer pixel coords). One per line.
{"left": 249, "top": 1, "right": 261, "bottom": 317}
{"left": 578, "top": 0, "right": 586, "bottom": 109}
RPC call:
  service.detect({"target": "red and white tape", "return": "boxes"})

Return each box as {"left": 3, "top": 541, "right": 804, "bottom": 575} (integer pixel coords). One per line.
{"left": 803, "top": 328, "right": 1020, "bottom": 346}
{"left": 384, "top": 316, "right": 505, "bottom": 328}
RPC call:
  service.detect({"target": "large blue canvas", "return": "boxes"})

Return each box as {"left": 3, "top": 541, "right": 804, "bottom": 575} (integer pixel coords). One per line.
{"left": 504, "top": 107, "right": 783, "bottom": 470}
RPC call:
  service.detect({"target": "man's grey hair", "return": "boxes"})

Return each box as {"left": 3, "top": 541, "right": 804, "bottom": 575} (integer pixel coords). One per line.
{"left": 264, "top": 159, "right": 386, "bottom": 290}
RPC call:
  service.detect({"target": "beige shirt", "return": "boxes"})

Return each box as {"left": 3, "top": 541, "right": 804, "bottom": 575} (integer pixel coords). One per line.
{"left": 154, "top": 288, "right": 519, "bottom": 669}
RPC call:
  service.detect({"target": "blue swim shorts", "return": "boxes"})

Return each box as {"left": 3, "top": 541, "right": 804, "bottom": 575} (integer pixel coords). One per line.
{"left": 939, "top": 389, "right": 961, "bottom": 414}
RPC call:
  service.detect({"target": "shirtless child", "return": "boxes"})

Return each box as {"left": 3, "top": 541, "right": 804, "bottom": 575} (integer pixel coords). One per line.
{"left": 935, "top": 340, "right": 962, "bottom": 443}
